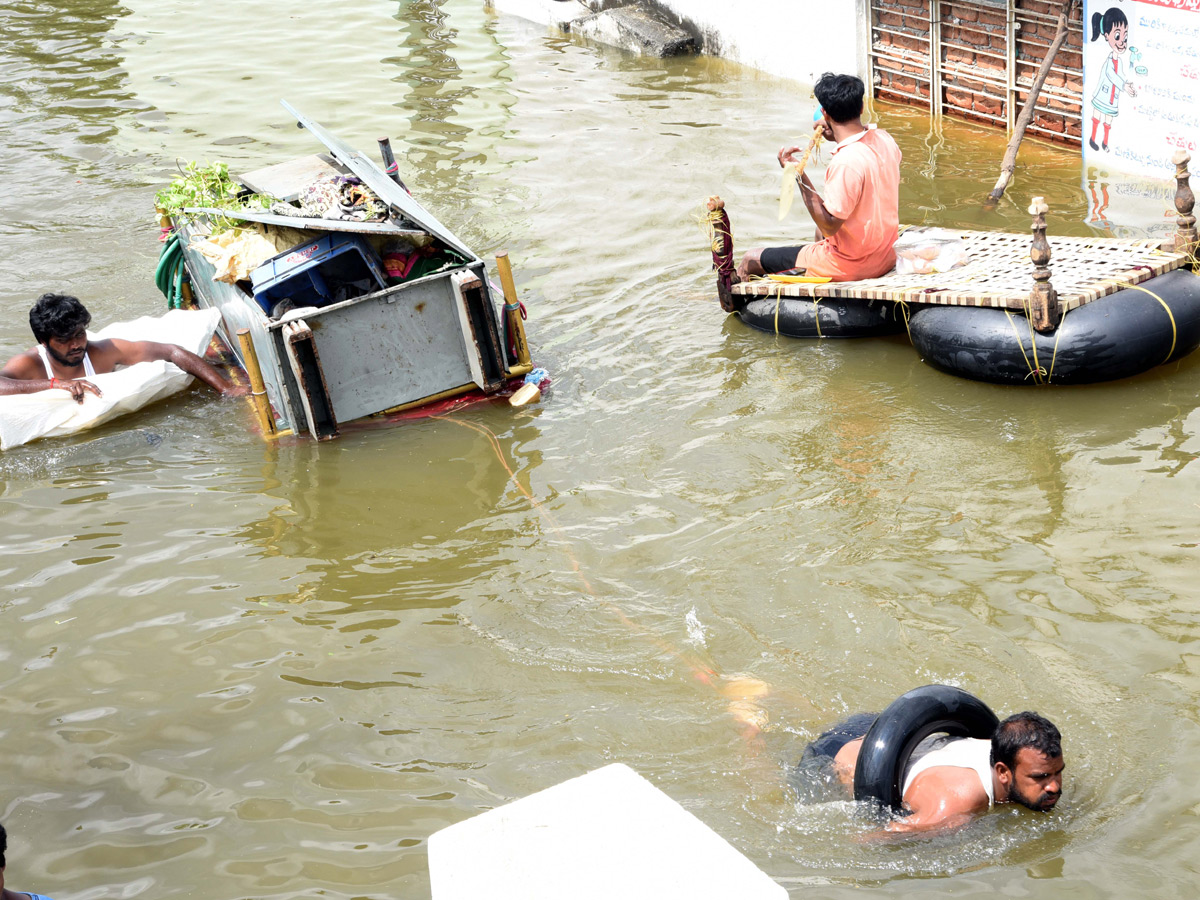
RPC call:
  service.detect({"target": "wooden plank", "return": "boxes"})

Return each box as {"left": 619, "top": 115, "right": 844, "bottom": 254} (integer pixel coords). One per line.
{"left": 731, "top": 228, "right": 1188, "bottom": 311}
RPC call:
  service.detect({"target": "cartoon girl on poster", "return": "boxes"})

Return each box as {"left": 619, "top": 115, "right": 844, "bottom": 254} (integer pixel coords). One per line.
{"left": 1088, "top": 6, "right": 1137, "bottom": 152}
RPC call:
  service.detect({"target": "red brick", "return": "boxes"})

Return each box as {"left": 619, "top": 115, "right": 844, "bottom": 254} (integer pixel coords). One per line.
{"left": 946, "top": 88, "right": 973, "bottom": 108}
{"left": 945, "top": 45, "right": 976, "bottom": 66}
{"left": 893, "top": 33, "right": 926, "bottom": 52}
{"left": 1035, "top": 112, "right": 1066, "bottom": 133}
{"left": 974, "top": 96, "right": 1003, "bottom": 117}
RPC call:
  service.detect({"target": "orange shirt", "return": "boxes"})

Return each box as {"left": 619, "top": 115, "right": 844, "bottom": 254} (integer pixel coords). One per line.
{"left": 795, "top": 125, "right": 901, "bottom": 281}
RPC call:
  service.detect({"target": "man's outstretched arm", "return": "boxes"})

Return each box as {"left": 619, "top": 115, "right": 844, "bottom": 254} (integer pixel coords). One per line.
{"left": 108, "top": 339, "right": 248, "bottom": 397}
{"left": 875, "top": 773, "right": 988, "bottom": 837}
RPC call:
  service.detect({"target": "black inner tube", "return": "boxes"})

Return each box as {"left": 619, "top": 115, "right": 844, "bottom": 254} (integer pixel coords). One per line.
{"left": 852, "top": 684, "right": 999, "bottom": 812}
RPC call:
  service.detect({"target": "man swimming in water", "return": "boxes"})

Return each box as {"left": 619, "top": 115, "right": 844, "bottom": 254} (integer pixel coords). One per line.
{"left": 832, "top": 711, "right": 1064, "bottom": 833}
{"left": 0, "top": 293, "right": 247, "bottom": 402}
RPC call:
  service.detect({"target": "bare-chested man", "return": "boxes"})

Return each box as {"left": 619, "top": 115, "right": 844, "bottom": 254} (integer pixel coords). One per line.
{"left": 832, "top": 711, "right": 1065, "bottom": 833}
{"left": 0, "top": 293, "right": 246, "bottom": 402}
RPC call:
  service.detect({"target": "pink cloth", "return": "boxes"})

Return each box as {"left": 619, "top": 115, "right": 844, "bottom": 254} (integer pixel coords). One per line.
{"left": 795, "top": 125, "right": 901, "bottom": 281}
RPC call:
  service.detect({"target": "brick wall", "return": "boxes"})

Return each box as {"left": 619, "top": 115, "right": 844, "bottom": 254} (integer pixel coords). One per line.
{"left": 871, "top": 0, "right": 1083, "bottom": 146}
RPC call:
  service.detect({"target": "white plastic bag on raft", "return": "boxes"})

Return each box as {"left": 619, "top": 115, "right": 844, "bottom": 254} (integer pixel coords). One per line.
{"left": 894, "top": 229, "right": 969, "bottom": 275}
{"left": 0, "top": 308, "right": 221, "bottom": 451}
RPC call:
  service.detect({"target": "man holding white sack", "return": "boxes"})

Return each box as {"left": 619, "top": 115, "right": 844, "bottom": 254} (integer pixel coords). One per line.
{"left": 0, "top": 293, "right": 247, "bottom": 401}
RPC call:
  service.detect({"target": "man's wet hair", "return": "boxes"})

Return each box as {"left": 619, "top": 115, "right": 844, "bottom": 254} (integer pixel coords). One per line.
{"left": 991, "top": 711, "right": 1062, "bottom": 770}
{"left": 1, "top": 820, "right": 7, "bottom": 868}
{"left": 30, "top": 292, "right": 91, "bottom": 345}
{"left": 814, "top": 73, "right": 865, "bottom": 124}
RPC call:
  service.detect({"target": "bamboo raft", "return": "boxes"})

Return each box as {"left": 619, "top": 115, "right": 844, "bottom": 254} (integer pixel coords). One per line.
{"left": 731, "top": 230, "right": 1187, "bottom": 319}
{"left": 708, "top": 151, "right": 1200, "bottom": 384}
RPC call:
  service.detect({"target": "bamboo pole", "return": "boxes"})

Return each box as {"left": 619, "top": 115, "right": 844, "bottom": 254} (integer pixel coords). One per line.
{"left": 496, "top": 251, "right": 532, "bottom": 369}
{"left": 236, "top": 328, "right": 277, "bottom": 439}
{"left": 987, "top": 0, "right": 1078, "bottom": 205}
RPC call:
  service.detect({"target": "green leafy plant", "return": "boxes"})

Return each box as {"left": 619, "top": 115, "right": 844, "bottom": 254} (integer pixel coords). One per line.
{"left": 155, "top": 160, "right": 273, "bottom": 234}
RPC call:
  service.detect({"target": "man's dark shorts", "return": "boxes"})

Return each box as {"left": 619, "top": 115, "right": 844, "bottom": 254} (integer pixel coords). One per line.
{"left": 760, "top": 244, "right": 808, "bottom": 274}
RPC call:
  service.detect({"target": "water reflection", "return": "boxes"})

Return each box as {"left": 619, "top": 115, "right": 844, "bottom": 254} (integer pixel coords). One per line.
{"left": 237, "top": 412, "right": 546, "bottom": 615}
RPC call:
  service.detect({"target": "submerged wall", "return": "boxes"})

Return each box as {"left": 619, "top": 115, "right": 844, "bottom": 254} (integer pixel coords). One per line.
{"left": 641, "top": 0, "right": 868, "bottom": 84}
{"left": 488, "top": 0, "right": 869, "bottom": 84}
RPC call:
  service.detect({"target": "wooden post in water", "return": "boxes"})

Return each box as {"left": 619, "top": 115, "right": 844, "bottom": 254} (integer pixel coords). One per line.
{"left": 706, "top": 195, "right": 738, "bottom": 312}
{"left": 236, "top": 328, "right": 277, "bottom": 439}
{"left": 1028, "top": 197, "right": 1060, "bottom": 333}
{"left": 1166, "top": 150, "right": 1199, "bottom": 265}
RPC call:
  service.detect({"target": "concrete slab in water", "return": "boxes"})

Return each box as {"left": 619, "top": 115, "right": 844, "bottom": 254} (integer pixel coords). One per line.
{"left": 574, "top": 4, "right": 697, "bottom": 57}
{"left": 427, "top": 763, "right": 785, "bottom": 900}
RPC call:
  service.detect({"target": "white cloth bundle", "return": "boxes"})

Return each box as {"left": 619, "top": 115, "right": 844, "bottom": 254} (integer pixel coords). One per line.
{"left": 0, "top": 307, "right": 222, "bottom": 451}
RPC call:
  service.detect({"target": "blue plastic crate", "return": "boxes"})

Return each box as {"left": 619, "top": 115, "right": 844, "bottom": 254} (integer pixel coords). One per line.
{"left": 251, "top": 233, "right": 388, "bottom": 315}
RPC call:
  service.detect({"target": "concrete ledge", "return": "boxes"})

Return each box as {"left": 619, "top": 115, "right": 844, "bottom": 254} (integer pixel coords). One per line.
{"left": 574, "top": 4, "right": 697, "bottom": 57}
{"left": 428, "top": 763, "right": 785, "bottom": 900}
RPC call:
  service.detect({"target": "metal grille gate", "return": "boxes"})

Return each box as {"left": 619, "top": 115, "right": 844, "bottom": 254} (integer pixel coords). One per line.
{"left": 867, "top": 0, "right": 1083, "bottom": 145}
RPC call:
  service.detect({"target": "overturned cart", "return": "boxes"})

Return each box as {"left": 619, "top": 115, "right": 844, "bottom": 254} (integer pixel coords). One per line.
{"left": 161, "top": 103, "right": 535, "bottom": 440}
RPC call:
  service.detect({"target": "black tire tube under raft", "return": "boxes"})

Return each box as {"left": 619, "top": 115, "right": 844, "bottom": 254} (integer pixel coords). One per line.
{"left": 736, "top": 295, "right": 906, "bottom": 338}
{"left": 907, "top": 268, "right": 1200, "bottom": 384}
{"left": 852, "top": 684, "right": 999, "bottom": 812}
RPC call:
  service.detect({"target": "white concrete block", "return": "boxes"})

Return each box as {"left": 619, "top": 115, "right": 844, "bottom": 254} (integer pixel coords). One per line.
{"left": 574, "top": 7, "right": 696, "bottom": 57}
{"left": 428, "top": 763, "right": 785, "bottom": 900}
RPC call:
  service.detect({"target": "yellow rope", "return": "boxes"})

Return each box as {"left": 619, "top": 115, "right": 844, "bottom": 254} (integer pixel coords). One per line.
{"left": 1046, "top": 307, "right": 1070, "bottom": 382}
{"left": 1022, "top": 298, "right": 1046, "bottom": 384}
{"left": 1097, "top": 279, "right": 1178, "bottom": 363}
{"left": 1004, "top": 309, "right": 1044, "bottom": 384}
{"left": 773, "top": 283, "right": 783, "bottom": 335}
{"left": 898, "top": 300, "right": 912, "bottom": 341}
{"left": 704, "top": 209, "right": 732, "bottom": 255}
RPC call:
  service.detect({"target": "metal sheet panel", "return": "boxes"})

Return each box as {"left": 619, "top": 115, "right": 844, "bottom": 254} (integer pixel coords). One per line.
{"left": 182, "top": 207, "right": 425, "bottom": 236}
{"left": 299, "top": 274, "right": 478, "bottom": 424}
{"left": 282, "top": 100, "right": 477, "bottom": 261}
{"left": 178, "top": 224, "right": 298, "bottom": 433}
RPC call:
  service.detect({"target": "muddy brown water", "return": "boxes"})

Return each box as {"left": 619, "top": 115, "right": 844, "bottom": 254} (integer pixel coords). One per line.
{"left": 2, "top": 2, "right": 1199, "bottom": 898}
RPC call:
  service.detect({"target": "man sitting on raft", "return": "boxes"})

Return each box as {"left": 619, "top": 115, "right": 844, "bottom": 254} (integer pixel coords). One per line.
{"left": 737, "top": 73, "right": 901, "bottom": 283}
{"left": 830, "top": 710, "right": 1065, "bottom": 834}
{"left": 0, "top": 293, "right": 247, "bottom": 402}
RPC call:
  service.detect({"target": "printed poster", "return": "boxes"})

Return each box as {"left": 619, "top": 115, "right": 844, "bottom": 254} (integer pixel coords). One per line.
{"left": 1081, "top": 0, "right": 1200, "bottom": 233}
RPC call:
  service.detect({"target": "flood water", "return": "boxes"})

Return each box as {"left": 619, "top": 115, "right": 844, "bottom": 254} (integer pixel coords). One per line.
{"left": 2, "top": 1, "right": 1200, "bottom": 898}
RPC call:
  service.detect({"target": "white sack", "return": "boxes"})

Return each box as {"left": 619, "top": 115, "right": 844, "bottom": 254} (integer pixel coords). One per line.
{"left": 0, "top": 307, "right": 222, "bottom": 451}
